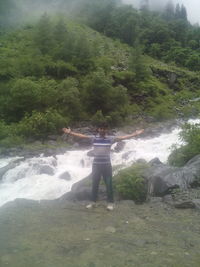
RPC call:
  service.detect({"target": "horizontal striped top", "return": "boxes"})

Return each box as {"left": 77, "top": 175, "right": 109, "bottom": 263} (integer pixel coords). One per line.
{"left": 90, "top": 135, "right": 116, "bottom": 164}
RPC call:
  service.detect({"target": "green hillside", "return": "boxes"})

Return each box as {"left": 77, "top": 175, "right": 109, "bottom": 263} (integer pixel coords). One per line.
{"left": 0, "top": 0, "right": 200, "bottom": 147}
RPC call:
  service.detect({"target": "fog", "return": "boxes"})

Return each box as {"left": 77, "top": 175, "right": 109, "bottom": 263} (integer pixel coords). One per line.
{"left": 123, "top": 0, "right": 200, "bottom": 24}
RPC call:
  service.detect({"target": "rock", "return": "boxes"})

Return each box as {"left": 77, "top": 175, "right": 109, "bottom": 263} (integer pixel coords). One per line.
{"left": 162, "top": 195, "right": 173, "bottom": 204}
{"left": 59, "top": 171, "right": 71, "bottom": 181}
{"left": 122, "top": 151, "right": 132, "bottom": 160}
{"left": 44, "top": 149, "right": 55, "bottom": 157}
{"left": 39, "top": 165, "right": 54, "bottom": 175}
{"left": 0, "top": 158, "right": 24, "bottom": 180}
{"left": 174, "top": 201, "right": 196, "bottom": 209}
{"left": 168, "top": 72, "right": 177, "bottom": 86}
{"left": 146, "top": 155, "right": 200, "bottom": 196}
{"left": 55, "top": 147, "right": 68, "bottom": 155}
{"left": 114, "top": 141, "right": 125, "bottom": 153}
{"left": 46, "top": 140, "right": 57, "bottom": 146}
{"left": 61, "top": 175, "right": 107, "bottom": 201}
{"left": 149, "top": 158, "right": 163, "bottom": 166}
{"left": 33, "top": 141, "right": 42, "bottom": 146}
{"left": 87, "top": 150, "right": 94, "bottom": 157}
{"left": 136, "top": 158, "right": 147, "bottom": 164}
{"left": 62, "top": 176, "right": 92, "bottom": 201}
{"left": 72, "top": 143, "right": 79, "bottom": 149}
{"left": 192, "top": 199, "right": 200, "bottom": 210}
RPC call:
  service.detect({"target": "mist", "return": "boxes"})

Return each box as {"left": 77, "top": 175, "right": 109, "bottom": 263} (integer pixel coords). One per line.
{"left": 122, "top": 0, "right": 200, "bottom": 25}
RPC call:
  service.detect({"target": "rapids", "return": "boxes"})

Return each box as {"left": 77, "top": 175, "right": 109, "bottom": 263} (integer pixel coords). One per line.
{"left": 0, "top": 118, "right": 199, "bottom": 207}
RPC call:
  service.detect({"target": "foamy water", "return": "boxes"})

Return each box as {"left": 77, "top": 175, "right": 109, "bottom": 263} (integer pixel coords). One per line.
{"left": 0, "top": 118, "right": 199, "bottom": 207}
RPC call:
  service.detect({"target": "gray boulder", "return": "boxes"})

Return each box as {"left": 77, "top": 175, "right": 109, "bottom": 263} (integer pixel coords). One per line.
{"left": 61, "top": 175, "right": 107, "bottom": 201}
{"left": 59, "top": 171, "right": 71, "bottom": 181}
{"left": 113, "top": 141, "right": 125, "bottom": 153}
{"left": 146, "top": 155, "right": 200, "bottom": 196}
{"left": 39, "top": 165, "right": 54, "bottom": 175}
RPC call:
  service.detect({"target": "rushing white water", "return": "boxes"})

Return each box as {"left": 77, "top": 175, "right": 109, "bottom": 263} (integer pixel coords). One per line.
{"left": 0, "top": 118, "right": 199, "bottom": 207}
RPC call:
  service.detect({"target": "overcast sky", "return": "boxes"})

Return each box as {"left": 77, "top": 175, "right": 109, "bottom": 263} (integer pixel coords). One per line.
{"left": 123, "top": 0, "right": 200, "bottom": 25}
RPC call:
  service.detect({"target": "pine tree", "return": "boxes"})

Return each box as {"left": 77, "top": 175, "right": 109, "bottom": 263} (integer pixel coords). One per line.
{"left": 180, "top": 4, "right": 187, "bottom": 21}
{"left": 175, "top": 3, "right": 181, "bottom": 19}
{"left": 35, "top": 13, "right": 53, "bottom": 54}
{"left": 163, "top": 0, "right": 175, "bottom": 21}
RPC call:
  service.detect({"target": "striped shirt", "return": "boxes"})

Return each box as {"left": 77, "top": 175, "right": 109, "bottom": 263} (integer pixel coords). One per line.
{"left": 91, "top": 135, "right": 116, "bottom": 164}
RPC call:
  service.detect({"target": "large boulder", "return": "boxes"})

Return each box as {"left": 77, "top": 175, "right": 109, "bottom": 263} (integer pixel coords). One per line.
{"left": 60, "top": 175, "right": 107, "bottom": 201}
{"left": 146, "top": 155, "right": 200, "bottom": 196}
{"left": 59, "top": 171, "right": 71, "bottom": 181}
{"left": 39, "top": 165, "right": 54, "bottom": 175}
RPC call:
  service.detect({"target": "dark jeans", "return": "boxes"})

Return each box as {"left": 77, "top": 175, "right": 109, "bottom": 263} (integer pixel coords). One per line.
{"left": 91, "top": 163, "right": 114, "bottom": 203}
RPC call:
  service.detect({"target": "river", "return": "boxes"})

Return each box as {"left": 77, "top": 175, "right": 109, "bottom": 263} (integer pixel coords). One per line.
{"left": 0, "top": 118, "right": 199, "bottom": 207}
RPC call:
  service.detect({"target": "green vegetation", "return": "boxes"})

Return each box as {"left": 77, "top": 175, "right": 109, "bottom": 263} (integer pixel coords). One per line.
{"left": 114, "top": 163, "right": 149, "bottom": 203}
{"left": 1, "top": 0, "right": 200, "bottom": 146}
{"left": 168, "top": 123, "right": 200, "bottom": 166}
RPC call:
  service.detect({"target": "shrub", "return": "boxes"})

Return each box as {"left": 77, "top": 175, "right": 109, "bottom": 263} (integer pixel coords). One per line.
{"left": 18, "top": 109, "right": 67, "bottom": 139}
{"left": 91, "top": 110, "right": 106, "bottom": 127}
{"left": 114, "top": 163, "right": 149, "bottom": 203}
{"left": 0, "top": 120, "right": 9, "bottom": 139}
{"left": 0, "top": 135, "right": 24, "bottom": 148}
{"left": 0, "top": 121, "right": 24, "bottom": 148}
{"left": 168, "top": 123, "right": 200, "bottom": 166}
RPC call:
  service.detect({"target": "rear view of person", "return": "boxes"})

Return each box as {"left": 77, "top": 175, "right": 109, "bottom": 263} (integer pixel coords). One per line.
{"left": 62, "top": 124, "right": 144, "bottom": 210}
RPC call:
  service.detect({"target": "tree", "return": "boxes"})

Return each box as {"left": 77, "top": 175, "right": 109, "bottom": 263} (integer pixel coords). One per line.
{"left": 163, "top": 1, "right": 175, "bottom": 21}
{"left": 35, "top": 13, "right": 53, "bottom": 54}
{"left": 82, "top": 70, "right": 129, "bottom": 117}
{"left": 57, "top": 78, "right": 83, "bottom": 120}
{"left": 54, "top": 18, "right": 67, "bottom": 44}
{"left": 9, "top": 78, "right": 41, "bottom": 121}
{"left": 129, "top": 47, "right": 150, "bottom": 82}
{"left": 180, "top": 4, "right": 187, "bottom": 21}
{"left": 175, "top": 3, "right": 181, "bottom": 19}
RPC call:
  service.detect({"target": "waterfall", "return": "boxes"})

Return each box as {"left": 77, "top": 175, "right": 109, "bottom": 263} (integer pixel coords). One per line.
{"left": 0, "top": 118, "right": 199, "bottom": 207}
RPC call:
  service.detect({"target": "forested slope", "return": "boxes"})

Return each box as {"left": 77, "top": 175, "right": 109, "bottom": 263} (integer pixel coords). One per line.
{"left": 0, "top": 0, "right": 200, "bottom": 147}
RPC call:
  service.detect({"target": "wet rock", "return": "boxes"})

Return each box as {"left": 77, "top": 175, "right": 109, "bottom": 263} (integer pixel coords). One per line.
{"left": 0, "top": 158, "right": 24, "bottom": 180}
{"left": 122, "top": 151, "right": 132, "bottom": 160}
{"left": 149, "top": 158, "right": 163, "bottom": 166}
{"left": 114, "top": 141, "right": 125, "bottom": 153}
{"left": 87, "top": 150, "right": 94, "bottom": 157}
{"left": 61, "top": 175, "right": 107, "bottom": 201}
{"left": 72, "top": 142, "right": 79, "bottom": 149}
{"left": 39, "top": 165, "right": 54, "bottom": 175}
{"left": 55, "top": 147, "right": 68, "bottom": 155}
{"left": 62, "top": 176, "right": 91, "bottom": 201}
{"left": 59, "top": 171, "right": 71, "bottom": 181}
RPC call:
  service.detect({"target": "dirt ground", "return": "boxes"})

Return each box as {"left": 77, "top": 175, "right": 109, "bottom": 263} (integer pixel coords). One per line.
{"left": 0, "top": 198, "right": 200, "bottom": 267}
